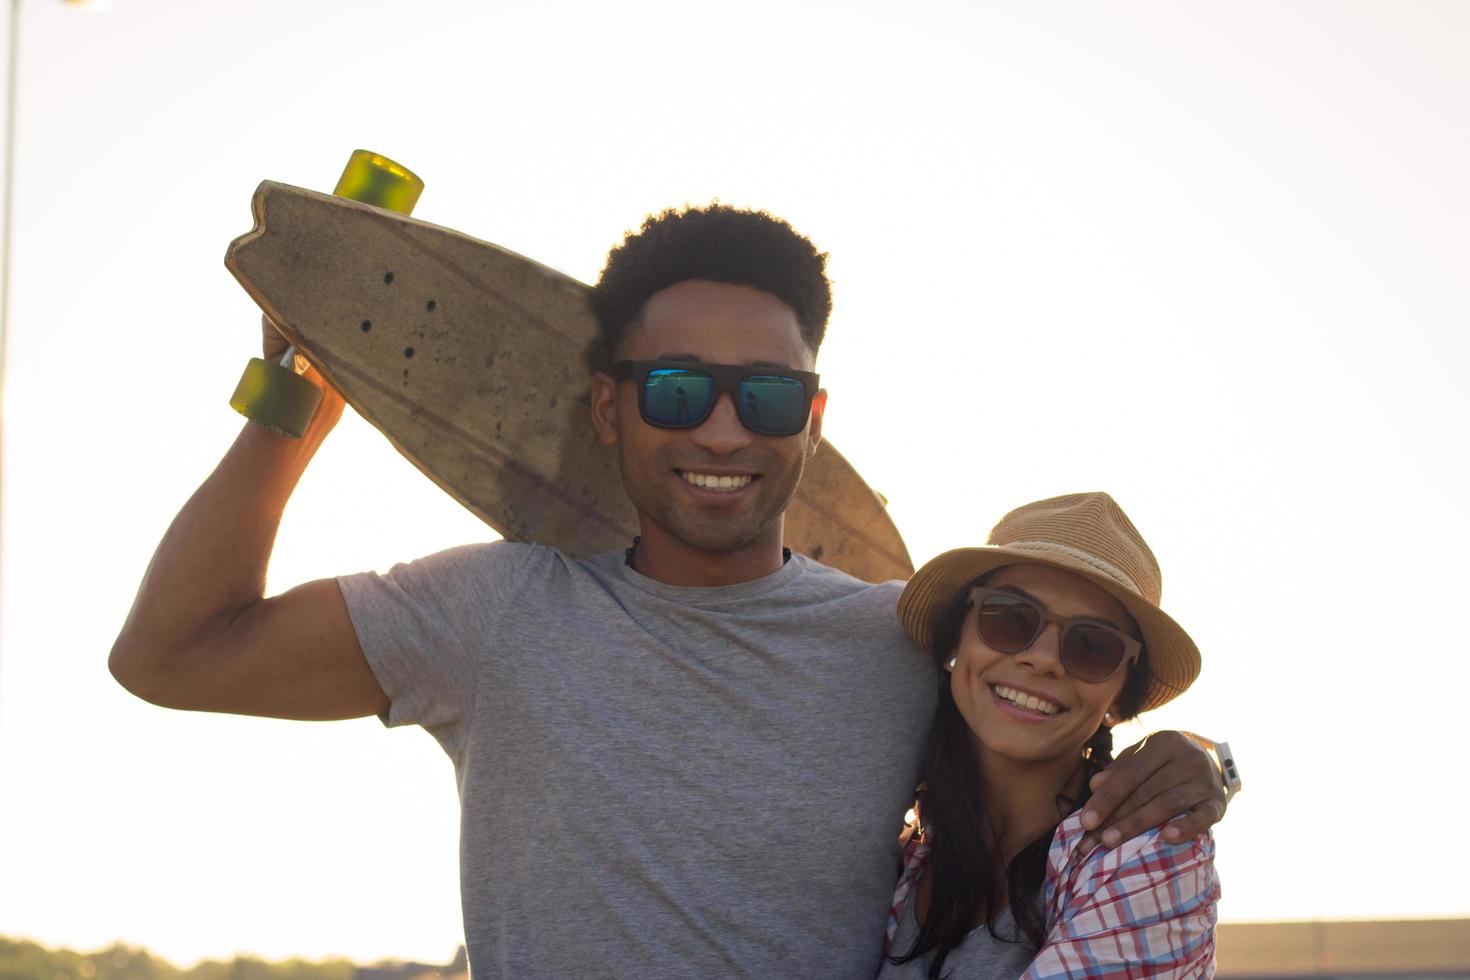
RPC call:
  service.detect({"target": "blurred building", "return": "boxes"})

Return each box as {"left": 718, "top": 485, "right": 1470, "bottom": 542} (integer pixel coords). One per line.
{"left": 1219, "top": 919, "right": 1470, "bottom": 978}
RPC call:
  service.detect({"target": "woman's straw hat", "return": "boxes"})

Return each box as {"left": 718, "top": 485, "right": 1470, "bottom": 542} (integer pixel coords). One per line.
{"left": 898, "top": 492, "right": 1200, "bottom": 711}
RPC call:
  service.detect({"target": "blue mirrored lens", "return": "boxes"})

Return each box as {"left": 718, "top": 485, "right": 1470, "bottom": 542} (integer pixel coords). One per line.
{"left": 643, "top": 369, "right": 715, "bottom": 426}
{"left": 738, "top": 376, "right": 807, "bottom": 434}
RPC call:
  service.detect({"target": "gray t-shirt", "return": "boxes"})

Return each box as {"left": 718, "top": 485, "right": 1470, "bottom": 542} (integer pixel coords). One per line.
{"left": 877, "top": 888, "right": 1036, "bottom": 979}
{"left": 338, "top": 542, "right": 937, "bottom": 979}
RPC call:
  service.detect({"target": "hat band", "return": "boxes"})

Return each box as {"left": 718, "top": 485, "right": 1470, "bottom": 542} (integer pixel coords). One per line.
{"left": 1000, "top": 540, "right": 1142, "bottom": 596}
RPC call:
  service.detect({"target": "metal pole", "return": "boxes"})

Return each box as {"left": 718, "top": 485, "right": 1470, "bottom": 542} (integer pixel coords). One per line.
{"left": 0, "top": 0, "right": 17, "bottom": 467}
{"left": 0, "top": 0, "right": 19, "bottom": 797}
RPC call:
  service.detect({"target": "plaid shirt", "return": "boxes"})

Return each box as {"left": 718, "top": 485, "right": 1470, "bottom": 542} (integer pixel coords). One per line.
{"left": 886, "top": 813, "right": 1218, "bottom": 978}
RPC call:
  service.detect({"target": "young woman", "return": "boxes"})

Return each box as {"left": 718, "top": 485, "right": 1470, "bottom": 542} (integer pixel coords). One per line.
{"left": 880, "top": 493, "right": 1219, "bottom": 979}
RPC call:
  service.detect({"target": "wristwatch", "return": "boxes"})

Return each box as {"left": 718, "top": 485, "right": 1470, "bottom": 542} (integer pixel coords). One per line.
{"left": 1213, "top": 741, "right": 1242, "bottom": 802}
{"left": 1186, "top": 733, "right": 1243, "bottom": 803}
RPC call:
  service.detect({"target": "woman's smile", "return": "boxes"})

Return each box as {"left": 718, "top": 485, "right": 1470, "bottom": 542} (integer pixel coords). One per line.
{"left": 988, "top": 682, "right": 1065, "bottom": 718}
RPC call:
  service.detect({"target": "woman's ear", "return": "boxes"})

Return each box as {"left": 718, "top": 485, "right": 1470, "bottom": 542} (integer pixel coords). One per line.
{"left": 590, "top": 372, "right": 619, "bottom": 446}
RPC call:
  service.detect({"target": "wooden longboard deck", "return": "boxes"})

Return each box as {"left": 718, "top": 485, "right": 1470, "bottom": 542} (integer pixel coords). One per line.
{"left": 225, "top": 181, "right": 913, "bottom": 583}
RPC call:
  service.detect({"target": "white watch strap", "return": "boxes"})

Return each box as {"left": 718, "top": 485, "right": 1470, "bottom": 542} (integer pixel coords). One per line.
{"left": 1214, "top": 740, "right": 1242, "bottom": 801}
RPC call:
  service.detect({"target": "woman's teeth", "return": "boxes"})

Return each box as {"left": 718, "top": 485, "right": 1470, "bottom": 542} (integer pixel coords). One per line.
{"left": 993, "top": 685, "right": 1061, "bottom": 715}
{"left": 682, "top": 471, "right": 752, "bottom": 491}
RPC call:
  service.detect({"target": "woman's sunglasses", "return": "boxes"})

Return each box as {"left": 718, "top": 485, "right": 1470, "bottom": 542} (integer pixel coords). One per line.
{"left": 968, "top": 587, "right": 1142, "bottom": 683}
{"left": 611, "top": 360, "right": 820, "bottom": 437}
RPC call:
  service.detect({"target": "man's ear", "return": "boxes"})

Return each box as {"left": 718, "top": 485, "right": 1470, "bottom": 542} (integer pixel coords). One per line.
{"left": 804, "top": 390, "right": 828, "bottom": 460}
{"left": 590, "top": 371, "right": 619, "bottom": 446}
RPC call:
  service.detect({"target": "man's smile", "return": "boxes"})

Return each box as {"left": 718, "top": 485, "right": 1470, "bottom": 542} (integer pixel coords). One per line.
{"left": 678, "top": 469, "right": 755, "bottom": 491}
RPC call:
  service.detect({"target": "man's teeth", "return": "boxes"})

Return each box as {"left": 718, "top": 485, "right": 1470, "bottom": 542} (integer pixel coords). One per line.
{"left": 993, "top": 685, "right": 1061, "bottom": 715}
{"left": 682, "top": 471, "right": 753, "bottom": 491}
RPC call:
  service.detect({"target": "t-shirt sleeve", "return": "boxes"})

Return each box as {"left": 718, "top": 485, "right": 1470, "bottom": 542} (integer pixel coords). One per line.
{"left": 336, "top": 541, "right": 534, "bottom": 757}
{"left": 1019, "top": 817, "right": 1220, "bottom": 979}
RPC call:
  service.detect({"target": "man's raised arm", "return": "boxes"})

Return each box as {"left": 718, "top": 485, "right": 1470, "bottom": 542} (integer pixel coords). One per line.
{"left": 109, "top": 322, "right": 387, "bottom": 721}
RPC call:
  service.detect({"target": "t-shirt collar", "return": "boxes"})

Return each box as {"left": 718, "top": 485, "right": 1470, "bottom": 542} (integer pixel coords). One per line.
{"left": 609, "top": 546, "right": 806, "bottom": 605}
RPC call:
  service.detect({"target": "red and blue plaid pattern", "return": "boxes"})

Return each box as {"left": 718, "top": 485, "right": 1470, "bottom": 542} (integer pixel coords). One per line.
{"left": 886, "top": 813, "right": 1218, "bottom": 978}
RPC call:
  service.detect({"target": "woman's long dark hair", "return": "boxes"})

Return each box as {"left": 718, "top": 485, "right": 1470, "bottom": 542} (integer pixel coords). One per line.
{"left": 891, "top": 575, "right": 1153, "bottom": 979}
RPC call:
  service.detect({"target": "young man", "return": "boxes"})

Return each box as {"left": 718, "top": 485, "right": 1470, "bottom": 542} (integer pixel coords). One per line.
{"left": 111, "top": 205, "right": 1228, "bottom": 979}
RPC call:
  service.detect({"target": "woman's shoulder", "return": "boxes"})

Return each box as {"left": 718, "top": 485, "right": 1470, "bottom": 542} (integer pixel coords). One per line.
{"left": 1045, "top": 811, "right": 1218, "bottom": 924}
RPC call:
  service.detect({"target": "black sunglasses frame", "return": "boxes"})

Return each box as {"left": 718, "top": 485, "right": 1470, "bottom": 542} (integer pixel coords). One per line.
{"left": 610, "top": 359, "right": 821, "bottom": 437}
{"left": 967, "top": 586, "right": 1142, "bottom": 683}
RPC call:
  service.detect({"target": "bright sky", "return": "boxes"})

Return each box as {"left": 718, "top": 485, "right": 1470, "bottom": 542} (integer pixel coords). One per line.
{"left": 1, "top": 0, "right": 1467, "bottom": 966}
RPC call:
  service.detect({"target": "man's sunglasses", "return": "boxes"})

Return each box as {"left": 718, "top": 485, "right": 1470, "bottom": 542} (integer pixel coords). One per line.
{"left": 968, "top": 587, "right": 1142, "bottom": 683}
{"left": 611, "top": 360, "right": 821, "bottom": 437}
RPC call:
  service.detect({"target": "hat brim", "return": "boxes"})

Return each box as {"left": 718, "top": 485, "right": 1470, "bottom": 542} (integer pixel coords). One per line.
{"left": 898, "top": 546, "right": 1200, "bottom": 712}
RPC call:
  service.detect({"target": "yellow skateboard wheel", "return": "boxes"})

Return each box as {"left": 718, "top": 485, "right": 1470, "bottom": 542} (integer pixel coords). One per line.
{"left": 233, "top": 150, "right": 423, "bottom": 435}
{"left": 333, "top": 150, "right": 424, "bottom": 214}
{"left": 230, "top": 356, "right": 324, "bottom": 438}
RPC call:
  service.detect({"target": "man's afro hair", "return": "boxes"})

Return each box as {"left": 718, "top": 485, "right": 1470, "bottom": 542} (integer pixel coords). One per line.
{"left": 586, "top": 204, "right": 832, "bottom": 372}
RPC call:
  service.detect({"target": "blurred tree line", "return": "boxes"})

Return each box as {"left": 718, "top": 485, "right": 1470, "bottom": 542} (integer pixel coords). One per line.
{"left": 0, "top": 938, "right": 355, "bottom": 980}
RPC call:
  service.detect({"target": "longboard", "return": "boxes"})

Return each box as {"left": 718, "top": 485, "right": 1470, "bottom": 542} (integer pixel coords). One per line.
{"left": 225, "top": 181, "right": 913, "bottom": 583}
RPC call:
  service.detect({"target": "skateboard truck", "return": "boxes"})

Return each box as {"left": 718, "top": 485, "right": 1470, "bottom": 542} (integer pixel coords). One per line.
{"left": 230, "top": 150, "right": 424, "bottom": 437}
